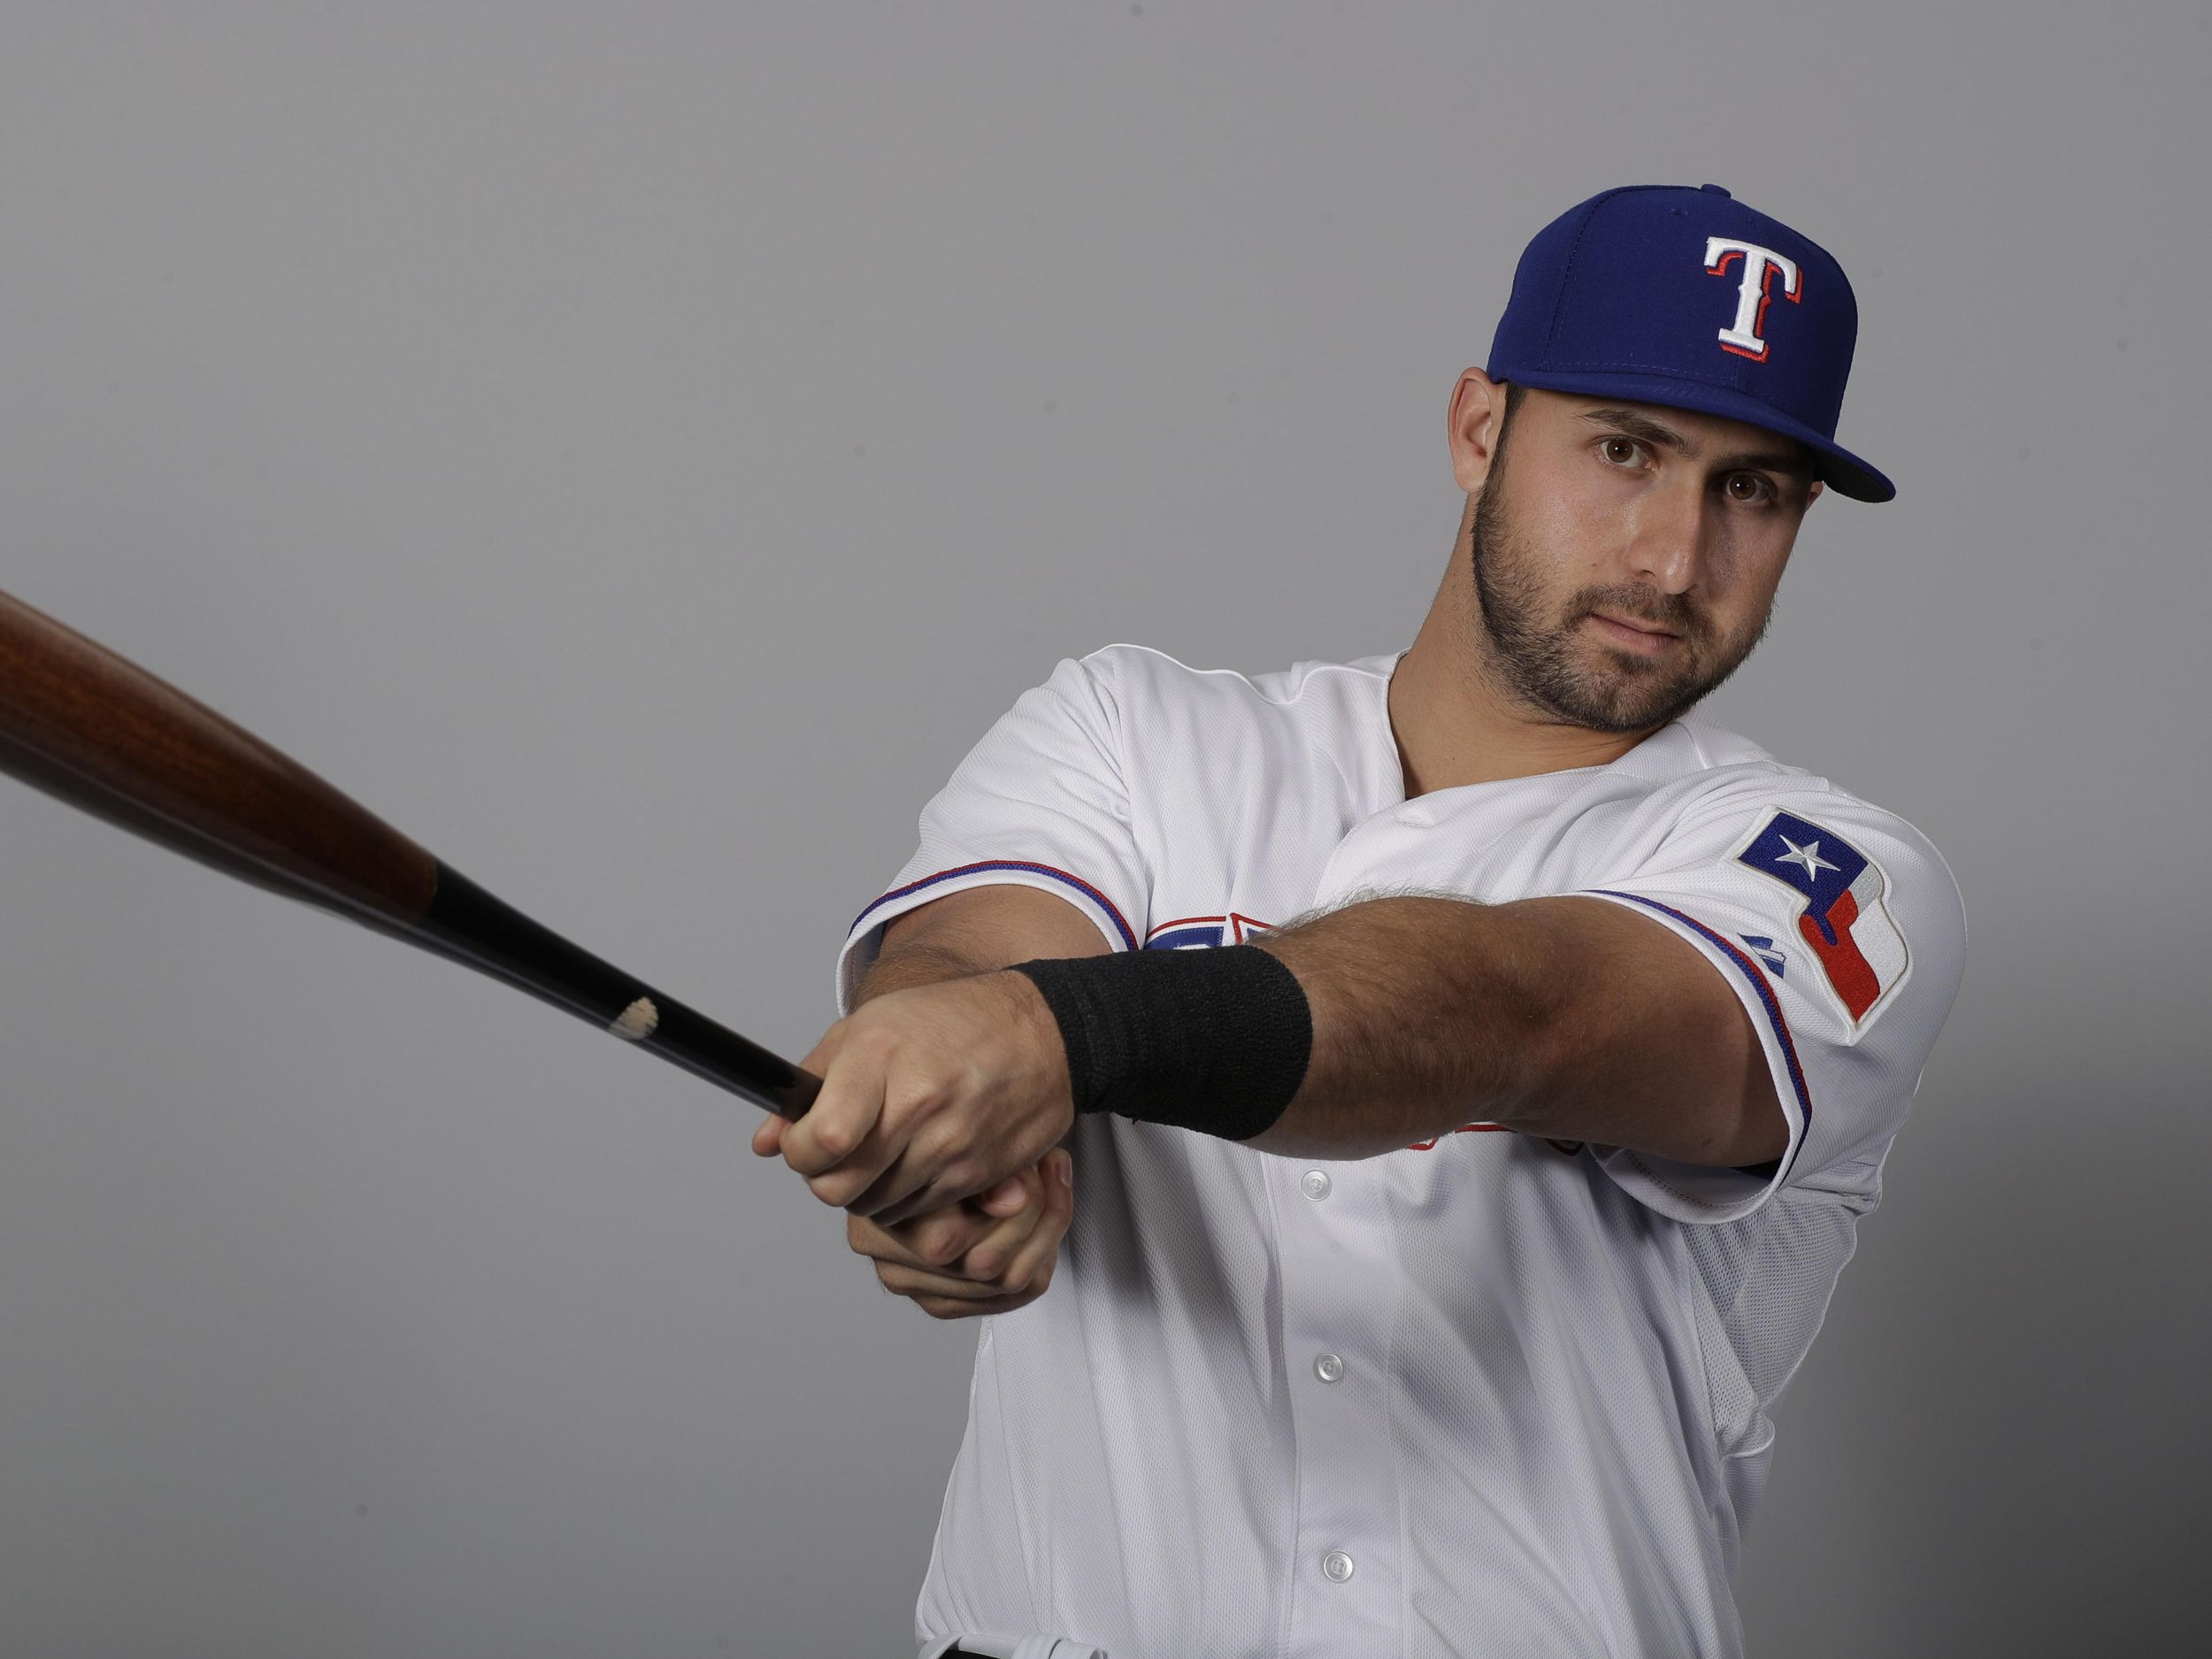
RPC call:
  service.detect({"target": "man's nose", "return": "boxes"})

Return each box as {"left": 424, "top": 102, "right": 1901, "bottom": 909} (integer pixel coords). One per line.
{"left": 1624, "top": 482, "right": 1709, "bottom": 595}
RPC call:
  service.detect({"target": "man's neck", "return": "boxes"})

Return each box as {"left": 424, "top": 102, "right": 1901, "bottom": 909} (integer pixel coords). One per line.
{"left": 1386, "top": 577, "right": 1663, "bottom": 799}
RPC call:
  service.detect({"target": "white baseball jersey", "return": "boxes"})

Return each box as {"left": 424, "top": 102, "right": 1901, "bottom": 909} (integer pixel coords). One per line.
{"left": 836, "top": 644, "right": 1966, "bottom": 1659}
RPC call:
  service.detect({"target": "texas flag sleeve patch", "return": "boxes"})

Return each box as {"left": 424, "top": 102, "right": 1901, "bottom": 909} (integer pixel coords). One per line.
{"left": 1733, "top": 808, "right": 1911, "bottom": 1031}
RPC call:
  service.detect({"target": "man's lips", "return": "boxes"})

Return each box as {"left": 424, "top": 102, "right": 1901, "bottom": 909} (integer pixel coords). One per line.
{"left": 1583, "top": 612, "right": 1682, "bottom": 654}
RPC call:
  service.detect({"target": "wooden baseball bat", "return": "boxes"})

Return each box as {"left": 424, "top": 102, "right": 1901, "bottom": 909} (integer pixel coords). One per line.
{"left": 0, "top": 584, "right": 820, "bottom": 1119}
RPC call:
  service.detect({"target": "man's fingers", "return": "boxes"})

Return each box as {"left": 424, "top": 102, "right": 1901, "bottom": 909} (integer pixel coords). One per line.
{"left": 803, "top": 1123, "right": 911, "bottom": 1211}
{"left": 759, "top": 1019, "right": 835, "bottom": 1163}
{"left": 847, "top": 1161, "right": 1051, "bottom": 1278}
{"left": 780, "top": 1051, "right": 888, "bottom": 1182}
{"left": 876, "top": 1163, "right": 1070, "bottom": 1319}
{"left": 849, "top": 1192, "right": 991, "bottom": 1275}
{"left": 954, "top": 1166, "right": 1050, "bottom": 1281}
{"left": 869, "top": 1147, "right": 994, "bottom": 1229}
{"left": 844, "top": 1120, "right": 978, "bottom": 1224}
{"left": 987, "top": 1151, "right": 1072, "bottom": 1290}
{"left": 872, "top": 1259, "right": 1009, "bottom": 1301}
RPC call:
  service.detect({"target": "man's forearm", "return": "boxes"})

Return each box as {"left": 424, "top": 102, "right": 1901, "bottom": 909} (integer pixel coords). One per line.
{"left": 850, "top": 941, "right": 993, "bottom": 1010}
{"left": 833, "top": 880, "right": 1770, "bottom": 1184}
{"left": 1246, "top": 896, "right": 1562, "bottom": 1157}
{"left": 1244, "top": 892, "right": 1776, "bottom": 1166}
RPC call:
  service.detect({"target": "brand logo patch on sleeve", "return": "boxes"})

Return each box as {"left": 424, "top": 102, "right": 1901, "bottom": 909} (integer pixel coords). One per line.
{"left": 1144, "top": 912, "right": 1274, "bottom": 950}
{"left": 1733, "top": 809, "right": 1910, "bottom": 1031}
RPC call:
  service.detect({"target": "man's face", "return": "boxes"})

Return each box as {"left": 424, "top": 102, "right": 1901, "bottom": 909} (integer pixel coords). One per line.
{"left": 1466, "top": 385, "right": 1823, "bottom": 733}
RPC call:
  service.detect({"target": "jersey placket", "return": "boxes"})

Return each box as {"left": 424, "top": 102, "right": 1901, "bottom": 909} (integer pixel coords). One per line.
{"left": 1274, "top": 1152, "right": 1405, "bottom": 1655}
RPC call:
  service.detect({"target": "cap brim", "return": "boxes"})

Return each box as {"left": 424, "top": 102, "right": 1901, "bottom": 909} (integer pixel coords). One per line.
{"left": 1497, "top": 368, "right": 1895, "bottom": 503}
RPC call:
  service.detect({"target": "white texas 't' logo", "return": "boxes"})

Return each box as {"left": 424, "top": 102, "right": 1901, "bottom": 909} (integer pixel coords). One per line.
{"left": 1703, "top": 236, "right": 1802, "bottom": 362}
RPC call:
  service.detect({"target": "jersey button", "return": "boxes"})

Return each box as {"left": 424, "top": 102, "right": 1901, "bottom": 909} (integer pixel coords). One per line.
{"left": 1314, "top": 1353, "right": 1345, "bottom": 1384}
{"left": 1300, "top": 1170, "right": 1333, "bottom": 1201}
{"left": 1321, "top": 1550, "right": 1356, "bottom": 1583}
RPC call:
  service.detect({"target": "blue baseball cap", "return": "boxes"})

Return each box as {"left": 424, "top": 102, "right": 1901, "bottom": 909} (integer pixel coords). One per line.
{"left": 1486, "top": 183, "right": 1894, "bottom": 502}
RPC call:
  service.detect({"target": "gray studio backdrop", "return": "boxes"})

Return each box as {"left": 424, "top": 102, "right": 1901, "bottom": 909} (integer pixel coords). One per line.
{"left": 1, "top": 4, "right": 2203, "bottom": 1655}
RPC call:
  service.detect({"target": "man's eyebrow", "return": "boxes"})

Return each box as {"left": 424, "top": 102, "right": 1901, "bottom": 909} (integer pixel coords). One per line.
{"left": 1578, "top": 407, "right": 1695, "bottom": 453}
{"left": 1714, "top": 447, "right": 1821, "bottom": 480}
{"left": 1578, "top": 408, "right": 1818, "bottom": 479}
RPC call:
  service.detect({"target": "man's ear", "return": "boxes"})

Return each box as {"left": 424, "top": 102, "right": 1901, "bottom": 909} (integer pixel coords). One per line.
{"left": 1447, "top": 369, "right": 1509, "bottom": 495}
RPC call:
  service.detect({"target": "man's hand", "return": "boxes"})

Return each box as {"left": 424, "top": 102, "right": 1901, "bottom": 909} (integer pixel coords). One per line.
{"left": 843, "top": 1149, "right": 1074, "bottom": 1319}
{"left": 756, "top": 969, "right": 1075, "bottom": 1229}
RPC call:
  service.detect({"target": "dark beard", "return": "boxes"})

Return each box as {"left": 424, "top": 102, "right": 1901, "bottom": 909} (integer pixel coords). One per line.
{"left": 1468, "top": 462, "right": 1771, "bottom": 734}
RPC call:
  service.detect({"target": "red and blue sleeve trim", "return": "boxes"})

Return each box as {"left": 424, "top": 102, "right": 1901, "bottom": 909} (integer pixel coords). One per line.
{"left": 1590, "top": 889, "right": 1812, "bottom": 1173}
{"left": 849, "top": 860, "right": 1140, "bottom": 952}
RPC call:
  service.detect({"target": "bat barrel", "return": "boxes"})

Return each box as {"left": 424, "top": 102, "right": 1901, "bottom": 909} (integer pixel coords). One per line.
{"left": 0, "top": 586, "right": 441, "bottom": 925}
{"left": 415, "top": 865, "right": 820, "bottom": 1118}
{"left": 0, "top": 583, "right": 818, "bottom": 1122}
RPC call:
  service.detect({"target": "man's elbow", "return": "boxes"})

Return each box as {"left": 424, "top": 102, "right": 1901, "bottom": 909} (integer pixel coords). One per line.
{"left": 1501, "top": 992, "right": 1788, "bottom": 1170}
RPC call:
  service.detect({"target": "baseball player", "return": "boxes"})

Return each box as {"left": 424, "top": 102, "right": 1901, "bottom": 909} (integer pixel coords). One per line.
{"left": 754, "top": 184, "right": 1966, "bottom": 1659}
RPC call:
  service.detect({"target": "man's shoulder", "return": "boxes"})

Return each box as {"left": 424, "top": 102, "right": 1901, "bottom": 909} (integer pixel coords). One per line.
{"left": 1654, "top": 715, "right": 1956, "bottom": 880}
{"left": 1052, "top": 643, "right": 1402, "bottom": 796}
{"left": 1077, "top": 641, "right": 1395, "bottom": 695}
{"left": 1066, "top": 641, "right": 1407, "bottom": 761}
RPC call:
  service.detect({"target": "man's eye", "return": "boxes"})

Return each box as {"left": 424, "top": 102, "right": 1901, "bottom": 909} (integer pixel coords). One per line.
{"left": 1724, "top": 472, "right": 1775, "bottom": 503}
{"left": 1601, "top": 437, "right": 1643, "bottom": 466}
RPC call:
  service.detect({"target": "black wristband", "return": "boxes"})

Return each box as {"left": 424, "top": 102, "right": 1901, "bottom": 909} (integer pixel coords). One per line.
{"left": 1010, "top": 945, "right": 1313, "bottom": 1141}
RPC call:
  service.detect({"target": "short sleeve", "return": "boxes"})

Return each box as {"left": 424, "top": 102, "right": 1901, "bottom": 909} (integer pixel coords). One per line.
{"left": 1578, "top": 787, "right": 1967, "bottom": 1225}
{"left": 833, "top": 652, "right": 1150, "bottom": 1015}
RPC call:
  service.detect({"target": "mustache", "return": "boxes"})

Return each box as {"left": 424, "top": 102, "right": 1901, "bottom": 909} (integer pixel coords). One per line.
{"left": 1567, "top": 586, "right": 1704, "bottom": 639}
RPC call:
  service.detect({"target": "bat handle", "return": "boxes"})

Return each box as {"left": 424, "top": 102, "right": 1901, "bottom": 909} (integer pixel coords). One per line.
{"left": 414, "top": 865, "right": 821, "bottom": 1118}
